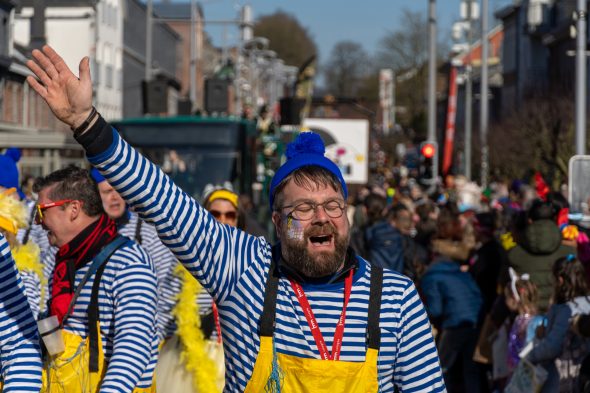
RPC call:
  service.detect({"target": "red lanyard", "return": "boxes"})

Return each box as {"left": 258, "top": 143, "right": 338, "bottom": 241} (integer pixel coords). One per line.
{"left": 212, "top": 302, "right": 222, "bottom": 344}
{"left": 290, "top": 269, "right": 354, "bottom": 360}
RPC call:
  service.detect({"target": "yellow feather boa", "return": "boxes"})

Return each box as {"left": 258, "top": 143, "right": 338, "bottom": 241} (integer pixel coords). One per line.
{"left": 12, "top": 241, "right": 45, "bottom": 305}
{"left": 172, "top": 264, "right": 220, "bottom": 393}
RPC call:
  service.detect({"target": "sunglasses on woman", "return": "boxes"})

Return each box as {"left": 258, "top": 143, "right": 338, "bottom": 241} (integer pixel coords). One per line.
{"left": 209, "top": 210, "right": 237, "bottom": 221}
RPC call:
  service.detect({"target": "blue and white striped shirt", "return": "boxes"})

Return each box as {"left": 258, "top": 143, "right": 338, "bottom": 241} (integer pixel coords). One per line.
{"left": 118, "top": 212, "right": 177, "bottom": 341}
{"left": 61, "top": 238, "right": 159, "bottom": 392}
{"left": 89, "top": 128, "right": 446, "bottom": 393}
{"left": 0, "top": 234, "right": 42, "bottom": 392}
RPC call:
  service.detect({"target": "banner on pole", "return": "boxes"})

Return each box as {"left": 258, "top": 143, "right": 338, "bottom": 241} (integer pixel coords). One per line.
{"left": 443, "top": 67, "right": 458, "bottom": 175}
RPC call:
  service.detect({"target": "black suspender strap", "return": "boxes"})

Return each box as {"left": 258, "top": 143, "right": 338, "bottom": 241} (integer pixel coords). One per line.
{"left": 134, "top": 218, "right": 143, "bottom": 245}
{"left": 366, "top": 265, "right": 383, "bottom": 350}
{"left": 58, "top": 236, "right": 129, "bottom": 373}
{"left": 259, "top": 245, "right": 281, "bottom": 337}
{"left": 88, "top": 261, "right": 108, "bottom": 373}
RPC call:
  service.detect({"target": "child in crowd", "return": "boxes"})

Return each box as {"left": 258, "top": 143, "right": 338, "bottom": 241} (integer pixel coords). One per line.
{"left": 526, "top": 255, "right": 590, "bottom": 392}
{"left": 504, "top": 267, "right": 544, "bottom": 375}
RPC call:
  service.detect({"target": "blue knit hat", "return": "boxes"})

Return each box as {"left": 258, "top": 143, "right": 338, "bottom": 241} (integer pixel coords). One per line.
{"left": 0, "top": 148, "right": 25, "bottom": 199}
{"left": 90, "top": 168, "right": 106, "bottom": 184}
{"left": 269, "top": 132, "right": 347, "bottom": 210}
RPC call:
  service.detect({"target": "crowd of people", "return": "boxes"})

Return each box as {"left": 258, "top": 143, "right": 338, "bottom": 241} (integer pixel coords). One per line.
{"left": 0, "top": 44, "right": 588, "bottom": 393}
{"left": 346, "top": 174, "right": 590, "bottom": 392}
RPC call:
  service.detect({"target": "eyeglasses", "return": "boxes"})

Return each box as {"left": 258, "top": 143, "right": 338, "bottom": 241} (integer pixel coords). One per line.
{"left": 35, "top": 199, "right": 74, "bottom": 223}
{"left": 281, "top": 199, "right": 346, "bottom": 221}
{"left": 209, "top": 210, "right": 237, "bottom": 221}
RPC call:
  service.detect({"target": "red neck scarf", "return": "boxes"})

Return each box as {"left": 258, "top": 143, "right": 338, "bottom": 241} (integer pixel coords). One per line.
{"left": 51, "top": 214, "right": 117, "bottom": 323}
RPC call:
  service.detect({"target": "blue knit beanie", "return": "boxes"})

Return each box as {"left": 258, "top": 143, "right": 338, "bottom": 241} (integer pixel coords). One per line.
{"left": 90, "top": 168, "right": 106, "bottom": 184}
{"left": 269, "top": 132, "right": 347, "bottom": 210}
{"left": 0, "top": 148, "right": 25, "bottom": 199}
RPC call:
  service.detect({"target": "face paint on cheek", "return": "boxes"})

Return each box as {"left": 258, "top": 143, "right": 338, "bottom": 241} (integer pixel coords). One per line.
{"left": 286, "top": 216, "right": 304, "bottom": 240}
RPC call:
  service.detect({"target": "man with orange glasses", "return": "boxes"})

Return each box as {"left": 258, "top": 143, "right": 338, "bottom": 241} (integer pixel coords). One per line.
{"left": 32, "top": 166, "right": 159, "bottom": 393}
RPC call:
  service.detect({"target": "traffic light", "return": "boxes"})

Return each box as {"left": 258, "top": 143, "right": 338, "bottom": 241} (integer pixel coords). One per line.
{"left": 419, "top": 141, "right": 438, "bottom": 186}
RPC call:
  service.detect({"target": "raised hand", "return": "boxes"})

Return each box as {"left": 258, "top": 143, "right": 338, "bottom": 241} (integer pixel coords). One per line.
{"left": 26, "top": 45, "right": 94, "bottom": 130}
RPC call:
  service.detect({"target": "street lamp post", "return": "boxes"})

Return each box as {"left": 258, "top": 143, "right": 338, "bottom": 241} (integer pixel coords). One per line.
{"left": 480, "top": 0, "right": 490, "bottom": 188}
{"left": 464, "top": 0, "right": 474, "bottom": 181}
{"left": 576, "top": 0, "right": 587, "bottom": 155}
{"left": 427, "top": 0, "right": 438, "bottom": 192}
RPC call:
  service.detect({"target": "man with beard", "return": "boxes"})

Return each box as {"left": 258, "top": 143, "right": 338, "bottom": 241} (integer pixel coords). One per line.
{"left": 26, "top": 45, "right": 445, "bottom": 393}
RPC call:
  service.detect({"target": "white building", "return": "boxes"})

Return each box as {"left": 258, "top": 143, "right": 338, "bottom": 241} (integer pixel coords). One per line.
{"left": 14, "top": 0, "right": 124, "bottom": 120}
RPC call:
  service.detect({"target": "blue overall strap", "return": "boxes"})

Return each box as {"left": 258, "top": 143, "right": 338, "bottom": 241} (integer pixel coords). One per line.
{"left": 60, "top": 235, "right": 130, "bottom": 327}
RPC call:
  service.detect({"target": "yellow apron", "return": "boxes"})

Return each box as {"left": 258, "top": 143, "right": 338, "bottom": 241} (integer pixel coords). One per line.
{"left": 41, "top": 323, "right": 155, "bottom": 393}
{"left": 245, "top": 247, "right": 383, "bottom": 393}
{"left": 41, "top": 236, "right": 155, "bottom": 393}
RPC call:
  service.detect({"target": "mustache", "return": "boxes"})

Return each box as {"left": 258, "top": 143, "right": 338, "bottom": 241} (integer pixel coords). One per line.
{"left": 305, "top": 224, "right": 336, "bottom": 238}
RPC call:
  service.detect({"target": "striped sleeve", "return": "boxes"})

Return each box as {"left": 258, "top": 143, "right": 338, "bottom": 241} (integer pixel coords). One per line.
{"left": 393, "top": 282, "right": 445, "bottom": 392}
{"left": 0, "top": 234, "right": 42, "bottom": 392}
{"left": 87, "top": 129, "right": 265, "bottom": 304}
{"left": 19, "top": 270, "right": 42, "bottom": 321}
{"left": 100, "top": 248, "right": 158, "bottom": 392}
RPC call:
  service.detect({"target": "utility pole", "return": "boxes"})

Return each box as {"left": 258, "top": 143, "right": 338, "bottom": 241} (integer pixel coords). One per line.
{"left": 464, "top": 0, "right": 473, "bottom": 181}
{"left": 576, "top": 0, "right": 587, "bottom": 155}
{"left": 427, "top": 0, "right": 438, "bottom": 190}
{"left": 428, "top": 0, "right": 437, "bottom": 144}
{"left": 480, "top": 0, "right": 490, "bottom": 188}
{"left": 145, "top": 0, "right": 153, "bottom": 81}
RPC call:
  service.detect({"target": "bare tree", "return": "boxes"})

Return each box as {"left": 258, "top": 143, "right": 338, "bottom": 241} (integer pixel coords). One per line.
{"left": 370, "top": 9, "right": 449, "bottom": 137}
{"left": 488, "top": 94, "right": 574, "bottom": 187}
{"left": 324, "top": 41, "right": 370, "bottom": 97}
{"left": 253, "top": 11, "right": 317, "bottom": 68}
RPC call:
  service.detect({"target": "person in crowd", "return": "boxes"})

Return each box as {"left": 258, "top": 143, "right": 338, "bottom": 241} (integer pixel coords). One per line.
{"left": 0, "top": 190, "right": 44, "bottom": 319}
{"left": 33, "top": 166, "right": 158, "bottom": 392}
{"left": 157, "top": 185, "right": 239, "bottom": 393}
{"left": 420, "top": 204, "right": 484, "bottom": 392}
{"left": 26, "top": 45, "right": 445, "bottom": 392}
{"left": 470, "top": 212, "right": 509, "bottom": 316}
{"left": 0, "top": 233, "right": 43, "bottom": 392}
{"left": 388, "top": 203, "right": 426, "bottom": 280}
{"left": 526, "top": 255, "right": 590, "bottom": 392}
{"left": 90, "top": 168, "right": 177, "bottom": 342}
{"left": 349, "top": 192, "right": 386, "bottom": 260}
{"left": 509, "top": 199, "right": 574, "bottom": 312}
{"left": 504, "top": 268, "right": 543, "bottom": 376}
{"left": 238, "top": 193, "right": 270, "bottom": 239}
{"left": 414, "top": 199, "right": 438, "bottom": 250}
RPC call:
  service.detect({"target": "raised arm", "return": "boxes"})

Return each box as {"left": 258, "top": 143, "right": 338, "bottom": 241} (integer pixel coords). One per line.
{"left": 0, "top": 234, "right": 42, "bottom": 392}
{"left": 26, "top": 45, "right": 269, "bottom": 303}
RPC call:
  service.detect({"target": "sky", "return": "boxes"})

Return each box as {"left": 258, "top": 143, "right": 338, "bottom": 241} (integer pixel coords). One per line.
{"left": 192, "top": 0, "right": 514, "bottom": 64}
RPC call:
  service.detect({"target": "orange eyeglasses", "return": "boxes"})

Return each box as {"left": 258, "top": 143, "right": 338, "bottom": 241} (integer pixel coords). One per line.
{"left": 35, "top": 199, "right": 74, "bottom": 223}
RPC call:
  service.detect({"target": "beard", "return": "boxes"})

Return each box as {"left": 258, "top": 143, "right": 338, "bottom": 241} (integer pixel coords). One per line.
{"left": 282, "top": 223, "right": 349, "bottom": 278}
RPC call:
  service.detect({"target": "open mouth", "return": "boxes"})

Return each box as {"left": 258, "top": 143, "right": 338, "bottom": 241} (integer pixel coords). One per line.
{"left": 309, "top": 234, "right": 333, "bottom": 247}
